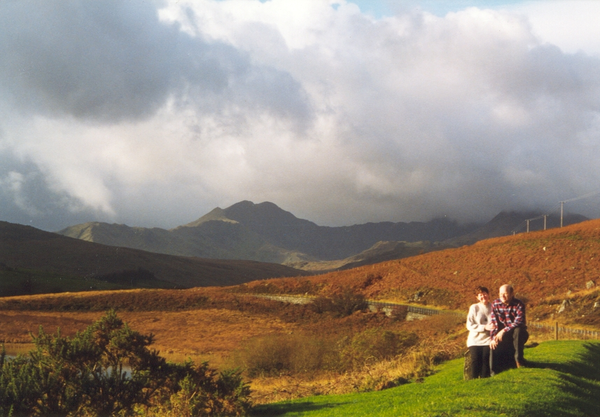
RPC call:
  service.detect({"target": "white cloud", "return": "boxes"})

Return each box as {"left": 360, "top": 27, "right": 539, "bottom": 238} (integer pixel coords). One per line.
{"left": 509, "top": 0, "right": 600, "bottom": 56}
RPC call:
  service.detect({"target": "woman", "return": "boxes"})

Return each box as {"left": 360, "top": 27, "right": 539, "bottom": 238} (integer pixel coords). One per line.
{"left": 466, "top": 286, "right": 492, "bottom": 379}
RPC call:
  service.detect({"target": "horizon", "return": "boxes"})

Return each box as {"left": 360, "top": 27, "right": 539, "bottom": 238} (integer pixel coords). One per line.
{"left": 5, "top": 198, "right": 595, "bottom": 232}
{"left": 2, "top": 0, "right": 600, "bottom": 231}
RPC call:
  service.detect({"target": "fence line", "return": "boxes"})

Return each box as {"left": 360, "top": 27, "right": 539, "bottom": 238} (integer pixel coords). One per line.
{"left": 367, "top": 300, "right": 446, "bottom": 317}
{"left": 248, "top": 293, "right": 599, "bottom": 339}
{"left": 528, "top": 322, "right": 600, "bottom": 339}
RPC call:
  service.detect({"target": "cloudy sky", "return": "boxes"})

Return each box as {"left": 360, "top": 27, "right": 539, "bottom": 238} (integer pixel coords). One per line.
{"left": 1, "top": 0, "right": 600, "bottom": 231}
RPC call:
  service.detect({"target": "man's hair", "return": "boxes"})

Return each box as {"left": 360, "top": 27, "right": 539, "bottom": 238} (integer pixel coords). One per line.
{"left": 475, "top": 286, "right": 489, "bottom": 295}
{"left": 500, "top": 284, "right": 514, "bottom": 294}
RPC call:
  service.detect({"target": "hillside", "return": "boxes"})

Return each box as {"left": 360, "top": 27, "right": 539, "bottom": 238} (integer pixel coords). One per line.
{"left": 444, "top": 210, "right": 588, "bottom": 246}
{"left": 58, "top": 201, "right": 479, "bottom": 265}
{"left": 236, "top": 218, "right": 600, "bottom": 325}
{"left": 2, "top": 221, "right": 600, "bottom": 407}
{"left": 7, "top": 219, "right": 600, "bottom": 333}
{"left": 8, "top": 218, "right": 600, "bottom": 321}
{"left": 0, "top": 221, "right": 306, "bottom": 294}
{"left": 286, "top": 240, "right": 436, "bottom": 272}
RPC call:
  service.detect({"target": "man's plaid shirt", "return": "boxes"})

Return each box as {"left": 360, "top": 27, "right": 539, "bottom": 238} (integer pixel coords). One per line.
{"left": 490, "top": 298, "right": 527, "bottom": 340}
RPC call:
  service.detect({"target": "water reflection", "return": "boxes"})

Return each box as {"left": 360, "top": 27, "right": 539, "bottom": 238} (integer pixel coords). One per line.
{"left": 2, "top": 343, "right": 33, "bottom": 359}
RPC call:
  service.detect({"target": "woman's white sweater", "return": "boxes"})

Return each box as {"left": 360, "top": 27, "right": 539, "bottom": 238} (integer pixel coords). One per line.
{"left": 466, "top": 302, "right": 491, "bottom": 347}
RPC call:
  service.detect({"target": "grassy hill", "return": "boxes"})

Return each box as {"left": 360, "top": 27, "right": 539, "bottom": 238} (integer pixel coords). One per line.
{"left": 0, "top": 221, "right": 306, "bottom": 295}
{"left": 253, "top": 340, "right": 600, "bottom": 416}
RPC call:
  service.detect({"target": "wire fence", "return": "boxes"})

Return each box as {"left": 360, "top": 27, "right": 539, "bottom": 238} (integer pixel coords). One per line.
{"left": 528, "top": 322, "right": 600, "bottom": 340}
{"left": 370, "top": 300, "right": 600, "bottom": 340}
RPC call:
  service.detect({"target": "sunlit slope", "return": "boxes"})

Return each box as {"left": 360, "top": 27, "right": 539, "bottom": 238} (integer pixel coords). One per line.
{"left": 240, "top": 219, "right": 600, "bottom": 310}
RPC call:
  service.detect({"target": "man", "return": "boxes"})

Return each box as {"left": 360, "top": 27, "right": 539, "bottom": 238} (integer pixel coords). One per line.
{"left": 489, "top": 284, "right": 529, "bottom": 373}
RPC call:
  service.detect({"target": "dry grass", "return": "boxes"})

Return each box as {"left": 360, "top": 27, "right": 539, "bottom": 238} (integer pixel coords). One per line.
{"left": 0, "top": 311, "right": 99, "bottom": 343}
{"left": 120, "top": 309, "right": 297, "bottom": 367}
{"left": 0, "top": 307, "right": 298, "bottom": 367}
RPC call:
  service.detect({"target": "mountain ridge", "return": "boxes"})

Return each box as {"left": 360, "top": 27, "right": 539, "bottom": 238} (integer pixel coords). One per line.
{"left": 57, "top": 201, "right": 589, "bottom": 270}
{"left": 58, "top": 201, "right": 477, "bottom": 265}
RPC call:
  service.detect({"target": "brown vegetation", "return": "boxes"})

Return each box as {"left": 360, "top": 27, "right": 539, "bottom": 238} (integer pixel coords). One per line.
{"left": 2, "top": 219, "right": 600, "bottom": 405}
{"left": 237, "top": 219, "right": 600, "bottom": 317}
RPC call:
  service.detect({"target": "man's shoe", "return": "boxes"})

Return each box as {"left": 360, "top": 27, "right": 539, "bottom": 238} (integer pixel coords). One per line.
{"left": 516, "top": 360, "right": 528, "bottom": 368}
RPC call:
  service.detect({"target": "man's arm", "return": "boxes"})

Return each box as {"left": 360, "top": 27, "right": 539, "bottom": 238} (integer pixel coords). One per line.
{"left": 490, "top": 308, "right": 511, "bottom": 348}
{"left": 489, "top": 301, "right": 499, "bottom": 339}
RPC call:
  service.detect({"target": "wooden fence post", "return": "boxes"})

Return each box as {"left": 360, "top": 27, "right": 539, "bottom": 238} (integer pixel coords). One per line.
{"left": 555, "top": 322, "right": 559, "bottom": 340}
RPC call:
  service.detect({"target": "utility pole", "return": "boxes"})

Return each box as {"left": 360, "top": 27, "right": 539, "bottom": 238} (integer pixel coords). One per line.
{"left": 543, "top": 214, "right": 547, "bottom": 230}
{"left": 560, "top": 201, "right": 564, "bottom": 227}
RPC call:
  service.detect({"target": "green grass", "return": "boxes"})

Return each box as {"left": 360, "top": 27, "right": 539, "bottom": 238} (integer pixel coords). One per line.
{"left": 253, "top": 340, "right": 600, "bottom": 416}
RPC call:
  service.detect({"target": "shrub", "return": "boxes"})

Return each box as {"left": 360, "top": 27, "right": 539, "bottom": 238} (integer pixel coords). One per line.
{"left": 0, "top": 311, "right": 251, "bottom": 417}
{"left": 233, "top": 333, "right": 329, "bottom": 377}
{"left": 339, "top": 328, "right": 419, "bottom": 370}
{"left": 233, "top": 332, "right": 344, "bottom": 377}
{"left": 147, "top": 363, "right": 250, "bottom": 416}
{"left": 310, "top": 289, "right": 368, "bottom": 317}
{"left": 233, "top": 327, "right": 419, "bottom": 377}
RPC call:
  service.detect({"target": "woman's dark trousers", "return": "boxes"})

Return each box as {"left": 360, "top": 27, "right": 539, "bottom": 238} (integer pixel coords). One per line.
{"left": 468, "top": 345, "right": 491, "bottom": 379}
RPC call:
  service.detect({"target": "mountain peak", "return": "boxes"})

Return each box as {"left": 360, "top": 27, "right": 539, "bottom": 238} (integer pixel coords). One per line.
{"left": 180, "top": 201, "right": 295, "bottom": 228}
{"left": 223, "top": 201, "right": 302, "bottom": 225}
{"left": 181, "top": 207, "right": 238, "bottom": 228}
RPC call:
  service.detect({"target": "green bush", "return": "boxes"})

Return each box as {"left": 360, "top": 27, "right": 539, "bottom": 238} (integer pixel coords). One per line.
{"left": 148, "top": 362, "right": 250, "bottom": 416}
{"left": 0, "top": 311, "right": 250, "bottom": 417}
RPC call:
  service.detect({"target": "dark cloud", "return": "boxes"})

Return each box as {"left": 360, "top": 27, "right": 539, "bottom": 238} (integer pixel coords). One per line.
{"left": 0, "top": 0, "right": 311, "bottom": 123}
{"left": 0, "top": 155, "right": 109, "bottom": 230}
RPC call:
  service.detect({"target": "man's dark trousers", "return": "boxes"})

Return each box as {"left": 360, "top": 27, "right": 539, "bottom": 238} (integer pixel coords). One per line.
{"left": 491, "top": 327, "right": 529, "bottom": 374}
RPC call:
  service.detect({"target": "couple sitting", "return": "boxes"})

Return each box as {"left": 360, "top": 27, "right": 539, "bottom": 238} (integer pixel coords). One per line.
{"left": 466, "top": 284, "right": 529, "bottom": 379}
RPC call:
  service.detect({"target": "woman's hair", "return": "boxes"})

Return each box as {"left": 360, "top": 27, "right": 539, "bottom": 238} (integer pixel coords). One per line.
{"left": 475, "top": 286, "right": 489, "bottom": 295}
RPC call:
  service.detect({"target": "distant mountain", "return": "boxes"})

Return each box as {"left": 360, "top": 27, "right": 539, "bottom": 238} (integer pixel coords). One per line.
{"left": 57, "top": 201, "right": 591, "bottom": 271}
{"left": 286, "top": 240, "right": 437, "bottom": 272}
{"left": 59, "top": 201, "right": 479, "bottom": 265}
{"left": 0, "top": 221, "right": 307, "bottom": 295}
